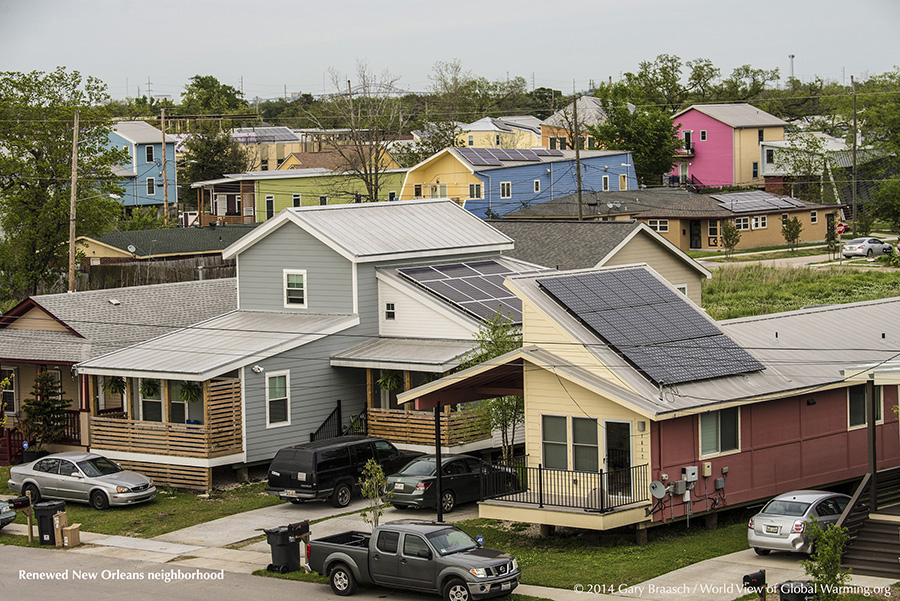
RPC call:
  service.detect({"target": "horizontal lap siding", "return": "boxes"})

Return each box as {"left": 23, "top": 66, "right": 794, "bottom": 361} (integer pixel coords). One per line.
{"left": 600, "top": 235, "right": 704, "bottom": 306}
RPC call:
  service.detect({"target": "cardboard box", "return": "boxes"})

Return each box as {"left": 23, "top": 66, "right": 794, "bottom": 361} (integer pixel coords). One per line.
{"left": 62, "top": 523, "right": 81, "bottom": 548}
{"left": 53, "top": 511, "right": 68, "bottom": 548}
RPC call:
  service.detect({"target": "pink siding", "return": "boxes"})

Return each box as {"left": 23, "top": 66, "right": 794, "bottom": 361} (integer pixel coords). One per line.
{"left": 649, "top": 386, "right": 900, "bottom": 522}
{"left": 672, "top": 110, "right": 736, "bottom": 187}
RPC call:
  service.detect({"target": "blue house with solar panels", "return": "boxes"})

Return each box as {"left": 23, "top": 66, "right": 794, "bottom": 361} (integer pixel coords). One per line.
{"left": 399, "top": 147, "right": 638, "bottom": 218}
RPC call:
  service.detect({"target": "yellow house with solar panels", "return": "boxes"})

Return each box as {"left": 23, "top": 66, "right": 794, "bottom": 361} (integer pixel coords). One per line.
{"left": 399, "top": 148, "right": 483, "bottom": 202}
{"left": 457, "top": 116, "right": 543, "bottom": 150}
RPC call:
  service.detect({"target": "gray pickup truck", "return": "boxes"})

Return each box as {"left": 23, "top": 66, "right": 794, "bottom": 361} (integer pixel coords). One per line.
{"left": 307, "top": 519, "right": 520, "bottom": 601}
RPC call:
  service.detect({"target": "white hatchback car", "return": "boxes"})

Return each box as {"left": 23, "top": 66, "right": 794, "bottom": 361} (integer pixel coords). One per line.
{"left": 748, "top": 490, "right": 850, "bottom": 555}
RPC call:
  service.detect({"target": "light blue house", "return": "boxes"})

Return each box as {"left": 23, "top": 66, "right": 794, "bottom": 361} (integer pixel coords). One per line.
{"left": 400, "top": 147, "right": 639, "bottom": 219}
{"left": 108, "top": 121, "right": 178, "bottom": 214}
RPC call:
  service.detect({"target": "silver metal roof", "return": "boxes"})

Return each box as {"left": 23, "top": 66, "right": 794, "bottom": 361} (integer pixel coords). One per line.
{"left": 225, "top": 199, "right": 514, "bottom": 262}
{"left": 674, "top": 103, "right": 788, "bottom": 128}
{"left": 113, "top": 121, "right": 178, "bottom": 145}
{"left": 77, "top": 311, "right": 358, "bottom": 381}
{"left": 331, "top": 337, "right": 476, "bottom": 373}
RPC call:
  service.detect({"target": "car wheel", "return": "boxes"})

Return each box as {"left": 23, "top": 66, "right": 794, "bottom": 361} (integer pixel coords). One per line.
{"left": 329, "top": 563, "right": 357, "bottom": 596}
{"left": 23, "top": 483, "right": 41, "bottom": 504}
{"left": 90, "top": 490, "right": 110, "bottom": 510}
{"left": 753, "top": 547, "right": 770, "bottom": 556}
{"left": 867, "top": 249, "right": 874, "bottom": 258}
{"left": 331, "top": 483, "right": 351, "bottom": 508}
{"left": 443, "top": 577, "right": 470, "bottom": 601}
{"left": 441, "top": 489, "right": 456, "bottom": 513}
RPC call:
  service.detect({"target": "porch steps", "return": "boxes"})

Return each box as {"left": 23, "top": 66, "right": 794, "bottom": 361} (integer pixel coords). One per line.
{"left": 842, "top": 516, "right": 900, "bottom": 578}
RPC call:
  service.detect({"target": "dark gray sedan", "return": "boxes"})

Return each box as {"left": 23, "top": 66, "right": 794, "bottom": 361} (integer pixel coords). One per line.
{"left": 8, "top": 451, "right": 156, "bottom": 510}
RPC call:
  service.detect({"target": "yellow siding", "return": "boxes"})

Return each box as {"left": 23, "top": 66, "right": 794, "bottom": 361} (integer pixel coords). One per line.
{"left": 457, "top": 129, "right": 541, "bottom": 149}
{"left": 734, "top": 125, "right": 784, "bottom": 185}
{"left": 601, "top": 234, "right": 704, "bottom": 305}
{"left": 77, "top": 239, "right": 132, "bottom": 261}
{"left": 479, "top": 502, "right": 649, "bottom": 530}
{"left": 400, "top": 152, "right": 481, "bottom": 201}
{"left": 6, "top": 307, "right": 68, "bottom": 332}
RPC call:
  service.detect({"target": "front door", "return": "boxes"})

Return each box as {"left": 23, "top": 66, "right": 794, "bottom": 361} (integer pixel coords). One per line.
{"left": 690, "top": 220, "right": 702, "bottom": 249}
{"left": 678, "top": 162, "right": 689, "bottom": 184}
{"left": 604, "top": 420, "right": 632, "bottom": 498}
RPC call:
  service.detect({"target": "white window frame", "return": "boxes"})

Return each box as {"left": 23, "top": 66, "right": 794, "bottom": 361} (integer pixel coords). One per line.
{"left": 810, "top": 211, "right": 818, "bottom": 224}
{"left": 675, "top": 284, "right": 688, "bottom": 296}
{"left": 265, "top": 195, "right": 275, "bottom": 220}
{"left": 500, "top": 181, "right": 512, "bottom": 199}
{"left": 699, "top": 407, "right": 740, "bottom": 457}
{"left": 265, "top": 371, "right": 291, "bottom": 428}
{"left": 848, "top": 384, "right": 884, "bottom": 430}
{"left": 648, "top": 219, "right": 669, "bottom": 233}
{"left": 469, "top": 183, "right": 482, "bottom": 199}
{"left": 619, "top": 174, "right": 628, "bottom": 191}
{"left": 283, "top": 269, "right": 307, "bottom": 308}
{"left": 319, "top": 195, "right": 328, "bottom": 206}
{"left": 146, "top": 177, "right": 156, "bottom": 196}
{"left": 384, "top": 302, "right": 396, "bottom": 320}
{"left": 602, "top": 175, "right": 610, "bottom": 191}
{"left": 495, "top": 134, "right": 501, "bottom": 146}
{"left": 734, "top": 217, "right": 750, "bottom": 231}
{"left": 708, "top": 220, "right": 719, "bottom": 237}
{"left": 145, "top": 145, "right": 154, "bottom": 163}
{"left": 292, "top": 193, "right": 302, "bottom": 208}
{"left": 138, "top": 378, "right": 163, "bottom": 422}
{"left": 752, "top": 216, "right": 767, "bottom": 230}
{"left": 534, "top": 179, "right": 541, "bottom": 194}
{"left": 467, "top": 134, "right": 474, "bottom": 147}
{"left": 700, "top": 130, "right": 707, "bottom": 141}
{"left": 1, "top": 367, "right": 17, "bottom": 415}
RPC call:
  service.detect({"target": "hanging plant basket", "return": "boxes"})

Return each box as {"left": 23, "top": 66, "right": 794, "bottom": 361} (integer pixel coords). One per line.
{"left": 376, "top": 370, "right": 401, "bottom": 392}
{"left": 179, "top": 381, "right": 202, "bottom": 403}
{"left": 102, "top": 376, "right": 127, "bottom": 396}
{"left": 139, "top": 378, "right": 160, "bottom": 398}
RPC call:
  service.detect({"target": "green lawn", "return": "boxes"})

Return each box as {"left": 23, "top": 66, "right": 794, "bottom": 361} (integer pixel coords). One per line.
{"left": 702, "top": 264, "right": 900, "bottom": 319}
{"left": 1, "top": 465, "right": 283, "bottom": 538}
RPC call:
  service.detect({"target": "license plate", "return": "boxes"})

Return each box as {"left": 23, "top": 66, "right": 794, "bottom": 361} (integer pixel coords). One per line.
{"left": 394, "top": 483, "right": 404, "bottom": 490}
{"left": 284, "top": 489, "right": 296, "bottom": 496}
{"left": 296, "top": 472, "right": 306, "bottom": 481}
{"left": 765, "top": 525, "right": 779, "bottom": 534}
{"left": 501, "top": 582, "right": 511, "bottom": 590}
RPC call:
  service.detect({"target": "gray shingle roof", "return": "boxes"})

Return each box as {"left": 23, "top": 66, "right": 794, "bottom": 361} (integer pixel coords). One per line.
{"left": 637, "top": 192, "right": 835, "bottom": 219}
{"left": 506, "top": 188, "right": 694, "bottom": 219}
{"left": 91, "top": 224, "right": 259, "bottom": 257}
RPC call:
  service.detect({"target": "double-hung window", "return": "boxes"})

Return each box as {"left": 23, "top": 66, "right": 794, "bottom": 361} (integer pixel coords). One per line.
{"left": 752, "top": 216, "right": 767, "bottom": 229}
{"left": 146, "top": 177, "right": 156, "bottom": 196}
{"left": 265, "top": 195, "right": 274, "bottom": 220}
{"left": 734, "top": 217, "right": 750, "bottom": 231}
{"left": 810, "top": 211, "right": 818, "bottom": 224}
{"left": 468, "top": 183, "right": 482, "bottom": 199}
{"left": 292, "top": 193, "right": 302, "bottom": 208}
{"left": 572, "top": 417, "right": 598, "bottom": 472}
{"left": 284, "top": 269, "right": 306, "bottom": 308}
{"left": 700, "top": 407, "right": 739, "bottom": 456}
{"left": 1, "top": 368, "right": 16, "bottom": 414}
{"left": 140, "top": 378, "right": 162, "bottom": 422}
{"left": 542, "top": 415, "right": 567, "bottom": 469}
{"left": 848, "top": 384, "right": 883, "bottom": 428}
{"left": 648, "top": 219, "right": 669, "bottom": 233}
{"left": 602, "top": 175, "right": 610, "bottom": 191}
{"left": 500, "top": 182, "right": 512, "bottom": 199}
{"left": 534, "top": 180, "right": 541, "bottom": 194}
{"left": 619, "top": 174, "right": 628, "bottom": 191}
{"left": 266, "top": 372, "right": 290, "bottom": 427}
{"left": 145, "top": 145, "right": 154, "bottom": 163}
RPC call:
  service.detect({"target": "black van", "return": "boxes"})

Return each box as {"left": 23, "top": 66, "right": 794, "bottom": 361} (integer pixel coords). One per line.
{"left": 265, "top": 436, "right": 422, "bottom": 508}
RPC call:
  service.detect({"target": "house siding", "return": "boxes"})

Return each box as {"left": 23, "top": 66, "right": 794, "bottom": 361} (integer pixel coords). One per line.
{"left": 650, "top": 386, "right": 900, "bottom": 522}
{"left": 671, "top": 111, "right": 734, "bottom": 188}
{"left": 107, "top": 132, "right": 177, "bottom": 209}
{"left": 377, "top": 276, "right": 476, "bottom": 339}
{"left": 255, "top": 172, "right": 407, "bottom": 220}
{"left": 399, "top": 152, "right": 479, "bottom": 201}
{"left": 600, "top": 235, "right": 704, "bottom": 306}
{"left": 236, "top": 222, "right": 353, "bottom": 313}
{"left": 735, "top": 126, "right": 784, "bottom": 185}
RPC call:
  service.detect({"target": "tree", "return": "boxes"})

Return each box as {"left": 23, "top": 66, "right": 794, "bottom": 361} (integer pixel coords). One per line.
{"left": 781, "top": 216, "right": 803, "bottom": 250}
{"left": 358, "top": 458, "right": 393, "bottom": 530}
{"left": 180, "top": 130, "right": 254, "bottom": 210}
{"left": 622, "top": 54, "right": 690, "bottom": 113}
{"left": 872, "top": 176, "right": 900, "bottom": 235}
{"left": 459, "top": 312, "right": 523, "bottom": 461}
{"left": 179, "top": 75, "right": 249, "bottom": 115}
{"left": 0, "top": 68, "right": 127, "bottom": 302}
{"left": 801, "top": 518, "right": 851, "bottom": 601}
{"left": 393, "top": 121, "right": 462, "bottom": 168}
{"left": 117, "top": 206, "right": 168, "bottom": 231}
{"left": 773, "top": 130, "right": 830, "bottom": 201}
{"left": 19, "top": 371, "right": 72, "bottom": 451}
{"left": 310, "top": 63, "right": 409, "bottom": 202}
{"left": 586, "top": 99, "right": 681, "bottom": 188}
{"left": 720, "top": 220, "right": 742, "bottom": 257}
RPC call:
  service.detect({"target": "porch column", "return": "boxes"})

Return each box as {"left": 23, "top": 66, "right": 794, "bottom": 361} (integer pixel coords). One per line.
{"left": 867, "top": 379, "right": 877, "bottom": 511}
{"left": 125, "top": 379, "right": 132, "bottom": 419}
{"left": 88, "top": 376, "right": 98, "bottom": 416}
{"left": 404, "top": 371, "right": 412, "bottom": 413}
{"left": 162, "top": 381, "right": 171, "bottom": 423}
{"left": 366, "top": 369, "right": 375, "bottom": 410}
{"left": 203, "top": 381, "right": 211, "bottom": 425}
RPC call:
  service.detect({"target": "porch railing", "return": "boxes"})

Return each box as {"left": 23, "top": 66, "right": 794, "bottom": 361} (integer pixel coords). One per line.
{"left": 0, "top": 427, "right": 24, "bottom": 465}
{"left": 483, "top": 462, "right": 650, "bottom": 514}
{"left": 89, "top": 416, "right": 241, "bottom": 458}
{"left": 837, "top": 466, "right": 900, "bottom": 544}
{"left": 367, "top": 407, "right": 490, "bottom": 446}
{"left": 59, "top": 410, "right": 81, "bottom": 445}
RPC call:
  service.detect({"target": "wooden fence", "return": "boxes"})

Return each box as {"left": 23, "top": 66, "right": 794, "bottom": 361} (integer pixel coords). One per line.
{"left": 88, "top": 255, "right": 235, "bottom": 290}
{"left": 367, "top": 407, "right": 490, "bottom": 446}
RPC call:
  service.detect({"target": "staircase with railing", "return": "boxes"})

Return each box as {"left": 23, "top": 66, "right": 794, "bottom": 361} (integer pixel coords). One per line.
{"left": 309, "top": 400, "right": 367, "bottom": 442}
{"left": 839, "top": 467, "right": 900, "bottom": 578}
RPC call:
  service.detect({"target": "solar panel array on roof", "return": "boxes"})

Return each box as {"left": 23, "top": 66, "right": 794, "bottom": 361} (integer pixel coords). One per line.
{"left": 399, "top": 260, "right": 550, "bottom": 322}
{"left": 537, "top": 270, "right": 764, "bottom": 385}
{"left": 712, "top": 191, "right": 805, "bottom": 214}
{"left": 458, "top": 147, "right": 562, "bottom": 167}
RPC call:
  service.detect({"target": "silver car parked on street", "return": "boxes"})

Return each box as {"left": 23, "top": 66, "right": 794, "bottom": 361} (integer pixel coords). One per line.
{"left": 747, "top": 490, "right": 850, "bottom": 555}
{"left": 8, "top": 451, "right": 156, "bottom": 510}
{"left": 842, "top": 237, "right": 893, "bottom": 258}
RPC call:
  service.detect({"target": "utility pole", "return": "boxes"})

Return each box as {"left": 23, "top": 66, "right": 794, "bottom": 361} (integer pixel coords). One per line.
{"left": 851, "top": 75, "right": 858, "bottom": 238}
{"left": 573, "top": 83, "right": 583, "bottom": 221}
{"left": 161, "top": 104, "right": 169, "bottom": 225}
{"left": 68, "top": 109, "right": 79, "bottom": 293}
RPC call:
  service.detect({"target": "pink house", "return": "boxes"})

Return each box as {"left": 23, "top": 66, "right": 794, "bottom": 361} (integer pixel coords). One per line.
{"left": 672, "top": 104, "right": 788, "bottom": 189}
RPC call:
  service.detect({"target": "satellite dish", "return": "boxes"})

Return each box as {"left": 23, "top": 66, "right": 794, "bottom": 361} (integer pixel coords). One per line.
{"left": 127, "top": 245, "right": 136, "bottom": 254}
{"left": 649, "top": 480, "right": 667, "bottom": 499}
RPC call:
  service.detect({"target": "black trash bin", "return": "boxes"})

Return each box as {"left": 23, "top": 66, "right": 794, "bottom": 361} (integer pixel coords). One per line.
{"left": 779, "top": 580, "right": 815, "bottom": 601}
{"left": 264, "top": 522, "right": 306, "bottom": 573}
{"left": 34, "top": 500, "right": 65, "bottom": 546}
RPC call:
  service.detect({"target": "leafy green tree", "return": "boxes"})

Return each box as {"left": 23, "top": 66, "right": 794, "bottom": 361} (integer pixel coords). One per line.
{"left": 801, "top": 518, "right": 851, "bottom": 601}
{"left": 773, "top": 130, "right": 830, "bottom": 201}
{"left": 872, "top": 176, "right": 900, "bottom": 234}
{"left": 622, "top": 54, "right": 690, "bottom": 113}
{"left": 117, "top": 206, "right": 168, "bottom": 231}
{"left": 358, "top": 458, "right": 392, "bottom": 530}
{"left": 717, "top": 65, "right": 780, "bottom": 102}
{"left": 19, "top": 371, "right": 72, "bottom": 451}
{"left": 393, "top": 121, "right": 462, "bottom": 168}
{"left": 825, "top": 211, "right": 840, "bottom": 259}
{"left": 720, "top": 220, "right": 742, "bottom": 257}
{"left": 180, "top": 131, "right": 254, "bottom": 210}
{"left": 179, "top": 75, "right": 249, "bottom": 115}
{"left": 459, "top": 312, "right": 523, "bottom": 460}
{"left": 782, "top": 216, "right": 803, "bottom": 250}
{"left": 0, "top": 68, "right": 126, "bottom": 301}
{"left": 586, "top": 98, "right": 681, "bottom": 188}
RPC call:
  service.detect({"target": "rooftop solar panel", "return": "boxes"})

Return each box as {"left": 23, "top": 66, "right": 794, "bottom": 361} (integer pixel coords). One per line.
{"left": 537, "top": 270, "right": 764, "bottom": 385}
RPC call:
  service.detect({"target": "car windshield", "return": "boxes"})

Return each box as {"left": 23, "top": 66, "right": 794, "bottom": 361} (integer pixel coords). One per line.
{"left": 426, "top": 527, "right": 478, "bottom": 556}
{"left": 398, "top": 459, "right": 436, "bottom": 477}
{"left": 762, "top": 499, "right": 811, "bottom": 517}
{"left": 77, "top": 457, "right": 124, "bottom": 477}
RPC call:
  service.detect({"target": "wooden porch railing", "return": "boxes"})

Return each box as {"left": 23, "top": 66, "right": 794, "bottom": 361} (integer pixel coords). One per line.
{"left": 0, "top": 427, "right": 24, "bottom": 465}
{"left": 366, "top": 407, "right": 490, "bottom": 446}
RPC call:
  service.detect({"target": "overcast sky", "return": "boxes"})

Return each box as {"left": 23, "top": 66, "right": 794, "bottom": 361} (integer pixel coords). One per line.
{"left": 2, "top": 0, "right": 898, "bottom": 102}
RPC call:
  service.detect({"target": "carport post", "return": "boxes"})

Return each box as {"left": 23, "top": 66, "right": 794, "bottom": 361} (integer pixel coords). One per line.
{"left": 435, "top": 405, "right": 443, "bottom": 522}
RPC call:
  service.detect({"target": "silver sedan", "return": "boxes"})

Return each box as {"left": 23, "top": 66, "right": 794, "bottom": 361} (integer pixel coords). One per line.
{"left": 842, "top": 237, "right": 893, "bottom": 258}
{"left": 8, "top": 451, "right": 156, "bottom": 510}
{"left": 748, "top": 490, "right": 850, "bottom": 555}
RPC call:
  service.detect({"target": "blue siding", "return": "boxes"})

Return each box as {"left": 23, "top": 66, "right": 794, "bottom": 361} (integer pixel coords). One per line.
{"left": 465, "top": 152, "right": 638, "bottom": 218}
{"left": 107, "top": 132, "right": 178, "bottom": 208}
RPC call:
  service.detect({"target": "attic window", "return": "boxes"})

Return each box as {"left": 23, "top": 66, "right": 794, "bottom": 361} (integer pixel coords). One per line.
{"left": 108, "top": 299, "right": 121, "bottom": 306}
